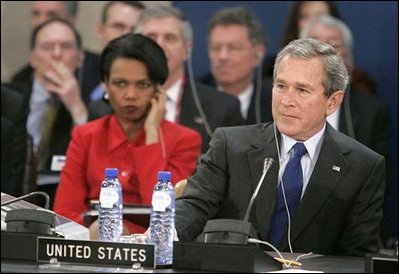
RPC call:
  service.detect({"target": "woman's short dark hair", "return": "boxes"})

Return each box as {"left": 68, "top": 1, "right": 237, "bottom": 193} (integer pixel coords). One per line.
{"left": 100, "top": 33, "right": 168, "bottom": 85}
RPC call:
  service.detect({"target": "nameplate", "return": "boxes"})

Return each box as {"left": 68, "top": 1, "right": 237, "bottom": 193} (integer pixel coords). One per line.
{"left": 37, "top": 237, "right": 155, "bottom": 268}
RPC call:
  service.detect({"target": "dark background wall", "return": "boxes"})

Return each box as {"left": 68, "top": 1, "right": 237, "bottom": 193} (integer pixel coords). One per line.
{"left": 174, "top": 1, "right": 398, "bottom": 239}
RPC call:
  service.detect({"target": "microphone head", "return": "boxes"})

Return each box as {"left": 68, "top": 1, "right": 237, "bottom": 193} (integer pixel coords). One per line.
{"left": 263, "top": 158, "right": 274, "bottom": 173}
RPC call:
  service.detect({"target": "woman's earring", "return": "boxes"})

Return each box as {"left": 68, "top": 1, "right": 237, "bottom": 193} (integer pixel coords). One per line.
{"left": 104, "top": 92, "right": 109, "bottom": 100}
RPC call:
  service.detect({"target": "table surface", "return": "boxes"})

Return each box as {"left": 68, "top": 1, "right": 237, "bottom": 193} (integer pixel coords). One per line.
{"left": 2, "top": 252, "right": 364, "bottom": 273}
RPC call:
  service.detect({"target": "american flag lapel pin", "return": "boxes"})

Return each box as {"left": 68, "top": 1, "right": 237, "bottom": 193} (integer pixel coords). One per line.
{"left": 332, "top": 165, "right": 341, "bottom": 172}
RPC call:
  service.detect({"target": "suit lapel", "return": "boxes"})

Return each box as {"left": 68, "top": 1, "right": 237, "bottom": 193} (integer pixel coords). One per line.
{"left": 279, "top": 125, "right": 350, "bottom": 249}
{"left": 246, "top": 124, "right": 280, "bottom": 240}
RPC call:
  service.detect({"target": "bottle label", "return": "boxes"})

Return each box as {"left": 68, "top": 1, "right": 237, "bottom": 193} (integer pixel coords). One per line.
{"left": 151, "top": 192, "right": 172, "bottom": 212}
{"left": 99, "top": 188, "right": 119, "bottom": 208}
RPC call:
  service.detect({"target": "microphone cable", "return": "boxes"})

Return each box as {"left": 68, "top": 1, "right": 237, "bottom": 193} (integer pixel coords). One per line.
{"left": 186, "top": 49, "right": 213, "bottom": 138}
{"left": 1, "top": 191, "right": 50, "bottom": 210}
{"left": 249, "top": 238, "right": 313, "bottom": 268}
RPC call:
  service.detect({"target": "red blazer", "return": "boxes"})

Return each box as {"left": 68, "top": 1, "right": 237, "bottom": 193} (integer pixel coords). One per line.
{"left": 54, "top": 115, "right": 201, "bottom": 233}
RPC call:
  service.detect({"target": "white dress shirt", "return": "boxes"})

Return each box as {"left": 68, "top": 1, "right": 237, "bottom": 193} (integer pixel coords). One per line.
{"left": 165, "top": 79, "right": 183, "bottom": 123}
{"left": 327, "top": 106, "right": 341, "bottom": 130}
{"left": 217, "top": 83, "right": 254, "bottom": 120}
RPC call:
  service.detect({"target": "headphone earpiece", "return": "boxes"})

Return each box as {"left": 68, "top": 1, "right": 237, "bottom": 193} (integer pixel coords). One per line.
{"left": 256, "top": 50, "right": 263, "bottom": 60}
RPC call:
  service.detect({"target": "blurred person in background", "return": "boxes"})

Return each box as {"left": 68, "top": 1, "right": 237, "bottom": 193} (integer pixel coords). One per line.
{"left": 199, "top": 6, "right": 273, "bottom": 125}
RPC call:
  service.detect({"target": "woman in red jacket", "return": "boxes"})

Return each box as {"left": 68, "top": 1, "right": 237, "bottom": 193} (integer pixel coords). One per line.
{"left": 54, "top": 34, "right": 201, "bottom": 234}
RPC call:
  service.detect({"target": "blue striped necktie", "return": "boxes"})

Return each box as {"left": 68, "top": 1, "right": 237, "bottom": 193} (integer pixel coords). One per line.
{"left": 269, "top": 142, "right": 307, "bottom": 247}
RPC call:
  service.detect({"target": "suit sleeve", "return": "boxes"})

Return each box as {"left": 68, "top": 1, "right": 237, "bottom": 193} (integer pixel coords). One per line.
{"left": 337, "top": 155, "right": 386, "bottom": 255}
{"left": 175, "top": 128, "right": 229, "bottom": 241}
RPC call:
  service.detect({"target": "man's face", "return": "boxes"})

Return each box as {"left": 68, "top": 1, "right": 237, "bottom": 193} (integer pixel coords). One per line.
{"left": 272, "top": 56, "right": 342, "bottom": 141}
{"left": 140, "top": 16, "right": 189, "bottom": 84}
{"left": 306, "top": 22, "right": 350, "bottom": 69}
{"left": 208, "top": 24, "right": 262, "bottom": 94}
{"left": 31, "top": 1, "right": 70, "bottom": 28}
{"left": 30, "top": 21, "right": 82, "bottom": 78}
{"left": 98, "top": 2, "right": 142, "bottom": 47}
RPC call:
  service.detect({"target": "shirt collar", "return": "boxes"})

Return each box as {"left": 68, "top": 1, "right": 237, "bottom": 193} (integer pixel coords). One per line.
{"left": 281, "top": 123, "right": 326, "bottom": 161}
{"left": 166, "top": 78, "right": 183, "bottom": 103}
{"left": 107, "top": 115, "right": 146, "bottom": 152}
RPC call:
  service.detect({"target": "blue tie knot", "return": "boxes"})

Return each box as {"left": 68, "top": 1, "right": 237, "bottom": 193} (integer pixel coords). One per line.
{"left": 293, "top": 142, "right": 307, "bottom": 158}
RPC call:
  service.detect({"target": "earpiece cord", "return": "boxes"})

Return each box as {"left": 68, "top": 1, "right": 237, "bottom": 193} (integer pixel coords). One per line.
{"left": 158, "top": 127, "right": 167, "bottom": 160}
{"left": 255, "top": 58, "right": 263, "bottom": 124}
{"left": 186, "top": 50, "right": 213, "bottom": 138}
{"left": 273, "top": 122, "right": 294, "bottom": 253}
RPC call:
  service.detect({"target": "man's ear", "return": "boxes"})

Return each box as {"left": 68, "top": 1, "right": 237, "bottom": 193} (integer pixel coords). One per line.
{"left": 77, "top": 50, "right": 84, "bottom": 68}
{"left": 255, "top": 44, "right": 266, "bottom": 66}
{"left": 96, "top": 22, "right": 106, "bottom": 45}
{"left": 29, "top": 52, "right": 37, "bottom": 69}
{"left": 184, "top": 41, "right": 193, "bottom": 60}
{"left": 326, "top": 90, "right": 344, "bottom": 116}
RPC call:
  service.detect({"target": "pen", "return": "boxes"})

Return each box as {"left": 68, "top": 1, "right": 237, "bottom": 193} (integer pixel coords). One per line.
{"left": 273, "top": 257, "right": 302, "bottom": 267}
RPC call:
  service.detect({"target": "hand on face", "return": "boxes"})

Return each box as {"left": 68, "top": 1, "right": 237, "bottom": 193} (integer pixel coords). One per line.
{"left": 37, "top": 61, "right": 82, "bottom": 112}
{"left": 144, "top": 85, "right": 166, "bottom": 134}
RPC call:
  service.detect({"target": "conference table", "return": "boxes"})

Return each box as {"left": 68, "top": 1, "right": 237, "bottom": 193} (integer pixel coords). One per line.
{"left": 1, "top": 252, "right": 364, "bottom": 273}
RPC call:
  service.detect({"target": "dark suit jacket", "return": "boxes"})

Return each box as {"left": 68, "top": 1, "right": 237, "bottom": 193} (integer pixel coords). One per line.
{"left": 339, "top": 86, "right": 391, "bottom": 187}
{"left": 11, "top": 50, "right": 100, "bottom": 102}
{"left": 199, "top": 73, "right": 273, "bottom": 125}
{"left": 88, "top": 81, "right": 244, "bottom": 153}
{"left": 9, "top": 74, "right": 92, "bottom": 176}
{"left": 175, "top": 123, "right": 385, "bottom": 256}
{"left": 1, "top": 85, "right": 28, "bottom": 196}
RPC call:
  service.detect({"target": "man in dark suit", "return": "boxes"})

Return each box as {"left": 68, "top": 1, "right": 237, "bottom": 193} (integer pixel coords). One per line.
{"left": 175, "top": 39, "right": 385, "bottom": 256}
{"left": 1, "top": 85, "right": 28, "bottom": 197}
{"left": 90, "top": 6, "right": 244, "bottom": 153}
{"left": 11, "top": 1, "right": 100, "bottom": 102}
{"left": 301, "top": 15, "right": 390, "bottom": 172}
{"left": 10, "top": 19, "right": 91, "bottom": 209}
{"left": 300, "top": 15, "right": 392, "bottom": 245}
{"left": 199, "top": 6, "right": 273, "bottom": 125}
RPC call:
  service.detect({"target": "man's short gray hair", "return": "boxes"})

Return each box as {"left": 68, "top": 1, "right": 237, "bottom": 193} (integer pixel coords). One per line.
{"left": 274, "top": 38, "right": 349, "bottom": 97}
{"left": 135, "top": 5, "right": 193, "bottom": 43}
{"left": 300, "top": 14, "right": 354, "bottom": 65}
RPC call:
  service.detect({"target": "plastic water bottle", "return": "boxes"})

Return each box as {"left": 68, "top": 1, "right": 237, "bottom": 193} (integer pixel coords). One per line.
{"left": 150, "top": 171, "right": 175, "bottom": 267}
{"left": 98, "top": 168, "right": 123, "bottom": 242}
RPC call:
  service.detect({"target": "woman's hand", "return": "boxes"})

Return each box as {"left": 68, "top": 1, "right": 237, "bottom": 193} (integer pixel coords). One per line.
{"left": 144, "top": 85, "right": 166, "bottom": 144}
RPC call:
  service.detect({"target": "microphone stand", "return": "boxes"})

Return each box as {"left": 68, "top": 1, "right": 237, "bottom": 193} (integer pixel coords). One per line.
{"left": 203, "top": 158, "right": 274, "bottom": 245}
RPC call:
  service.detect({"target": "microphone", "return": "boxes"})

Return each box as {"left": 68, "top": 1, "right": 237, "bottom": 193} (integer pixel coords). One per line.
{"left": 203, "top": 157, "right": 274, "bottom": 245}
{"left": 1, "top": 191, "right": 50, "bottom": 209}
{"left": 2, "top": 192, "right": 55, "bottom": 235}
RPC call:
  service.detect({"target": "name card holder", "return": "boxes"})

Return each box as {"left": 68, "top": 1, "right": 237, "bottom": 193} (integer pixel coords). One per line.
{"left": 36, "top": 237, "right": 155, "bottom": 268}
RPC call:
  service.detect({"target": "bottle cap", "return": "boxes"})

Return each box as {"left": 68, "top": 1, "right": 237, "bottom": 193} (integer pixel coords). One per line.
{"left": 157, "top": 171, "right": 171, "bottom": 181}
{"left": 105, "top": 168, "right": 118, "bottom": 178}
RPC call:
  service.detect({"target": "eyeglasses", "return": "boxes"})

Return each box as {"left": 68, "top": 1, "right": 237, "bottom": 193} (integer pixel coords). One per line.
{"left": 36, "top": 42, "right": 78, "bottom": 52}
{"left": 326, "top": 38, "right": 343, "bottom": 50}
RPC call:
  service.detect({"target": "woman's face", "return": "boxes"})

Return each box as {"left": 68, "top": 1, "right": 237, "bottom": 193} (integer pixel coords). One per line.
{"left": 105, "top": 57, "right": 156, "bottom": 124}
{"left": 298, "top": 1, "right": 330, "bottom": 32}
